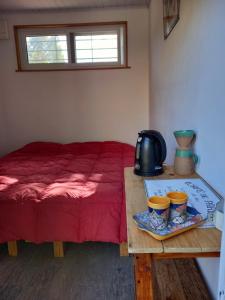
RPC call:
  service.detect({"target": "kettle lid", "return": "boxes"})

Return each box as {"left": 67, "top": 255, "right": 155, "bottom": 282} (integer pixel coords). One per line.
{"left": 139, "top": 130, "right": 162, "bottom": 138}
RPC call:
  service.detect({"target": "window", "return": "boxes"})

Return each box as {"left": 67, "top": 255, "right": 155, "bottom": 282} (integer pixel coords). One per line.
{"left": 14, "top": 22, "right": 129, "bottom": 71}
{"left": 26, "top": 35, "right": 68, "bottom": 64}
{"left": 74, "top": 33, "right": 118, "bottom": 64}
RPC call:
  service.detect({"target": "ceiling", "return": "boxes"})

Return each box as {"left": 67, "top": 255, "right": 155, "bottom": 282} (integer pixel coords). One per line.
{"left": 0, "top": 0, "right": 150, "bottom": 12}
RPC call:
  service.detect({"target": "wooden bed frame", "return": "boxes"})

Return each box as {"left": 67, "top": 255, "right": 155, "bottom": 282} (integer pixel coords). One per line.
{"left": 7, "top": 241, "right": 129, "bottom": 257}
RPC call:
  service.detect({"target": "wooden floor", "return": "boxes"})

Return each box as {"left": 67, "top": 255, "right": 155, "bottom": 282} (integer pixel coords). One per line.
{"left": 0, "top": 242, "right": 211, "bottom": 300}
{"left": 153, "top": 258, "right": 212, "bottom": 300}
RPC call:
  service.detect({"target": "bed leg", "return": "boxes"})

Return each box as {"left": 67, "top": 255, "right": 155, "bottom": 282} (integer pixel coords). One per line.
{"left": 120, "top": 242, "right": 128, "bottom": 256}
{"left": 8, "top": 241, "right": 18, "bottom": 256}
{"left": 53, "top": 241, "right": 64, "bottom": 257}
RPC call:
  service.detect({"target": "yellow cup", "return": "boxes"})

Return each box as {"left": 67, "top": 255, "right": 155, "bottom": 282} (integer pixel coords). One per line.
{"left": 148, "top": 196, "right": 170, "bottom": 230}
{"left": 166, "top": 191, "right": 188, "bottom": 224}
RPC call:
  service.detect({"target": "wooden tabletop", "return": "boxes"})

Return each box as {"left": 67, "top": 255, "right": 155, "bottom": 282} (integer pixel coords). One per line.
{"left": 124, "top": 166, "right": 221, "bottom": 254}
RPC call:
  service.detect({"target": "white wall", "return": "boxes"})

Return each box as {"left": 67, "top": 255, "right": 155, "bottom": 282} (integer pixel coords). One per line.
{"left": 149, "top": 0, "right": 225, "bottom": 298}
{"left": 0, "top": 7, "right": 149, "bottom": 155}
{"left": 0, "top": 88, "right": 7, "bottom": 149}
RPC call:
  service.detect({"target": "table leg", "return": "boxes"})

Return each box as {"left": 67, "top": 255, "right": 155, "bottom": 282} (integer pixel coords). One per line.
{"left": 134, "top": 254, "right": 154, "bottom": 300}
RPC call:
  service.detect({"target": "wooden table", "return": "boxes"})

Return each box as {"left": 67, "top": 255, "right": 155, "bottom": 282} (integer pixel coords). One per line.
{"left": 124, "top": 166, "right": 221, "bottom": 300}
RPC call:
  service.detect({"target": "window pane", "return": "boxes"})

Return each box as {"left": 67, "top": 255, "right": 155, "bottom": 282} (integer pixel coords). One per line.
{"left": 26, "top": 35, "right": 68, "bottom": 64}
{"left": 74, "top": 33, "right": 119, "bottom": 64}
{"left": 26, "top": 40, "right": 67, "bottom": 51}
{"left": 76, "top": 40, "right": 92, "bottom": 50}
{"left": 75, "top": 35, "right": 92, "bottom": 41}
{"left": 93, "top": 49, "right": 118, "bottom": 59}
{"left": 93, "top": 34, "right": 117, "bottom": 40}
{"left": 92, "top": 39, "right": 117, "bottom": 49}
{"left": 76, "top": 58, "right": 94, "bottom": 63}
{"left": 76, "top": 49, "right": 92, "bottom": 59}
{"left": 93, "top": 58, "right": 118, "bottom": 63}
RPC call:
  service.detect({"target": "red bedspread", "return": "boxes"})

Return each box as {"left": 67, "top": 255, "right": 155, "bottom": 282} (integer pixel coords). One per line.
{"left": 0, "top": 141, "right": 134, "bottom": 244}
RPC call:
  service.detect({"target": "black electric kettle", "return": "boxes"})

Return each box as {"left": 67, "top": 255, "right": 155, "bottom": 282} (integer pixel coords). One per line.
{"left": 134, "top": 130, "right": 167, "bottom": 176}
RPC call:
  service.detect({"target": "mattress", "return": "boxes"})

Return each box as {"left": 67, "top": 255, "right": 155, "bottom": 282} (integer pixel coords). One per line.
{"left": 0, "top": 141, "right": 134, "bottom": 244}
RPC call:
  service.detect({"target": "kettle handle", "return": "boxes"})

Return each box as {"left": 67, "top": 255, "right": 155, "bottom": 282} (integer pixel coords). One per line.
{"left": 151, "top": 131, "right": 167, "bottom": 164}
{"left": 135, "top": 141, "right": 141, "bottom": 160}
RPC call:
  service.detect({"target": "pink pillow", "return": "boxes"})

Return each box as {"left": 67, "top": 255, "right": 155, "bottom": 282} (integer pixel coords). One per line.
{"left": 19, "top": 142, "right": 63, "bottom": 154}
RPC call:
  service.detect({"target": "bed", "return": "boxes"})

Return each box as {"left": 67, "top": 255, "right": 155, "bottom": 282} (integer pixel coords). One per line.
{"left": 0, "top": 141, "right": 134, "bottom": 255}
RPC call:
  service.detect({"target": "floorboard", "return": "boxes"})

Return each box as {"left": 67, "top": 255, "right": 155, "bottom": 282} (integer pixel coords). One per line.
{"left": 153, "top": 258, "right": 212, "bottom": 300}
{"left": 0, "top": 242, "right": 134, "bottom": 300}
{"left": 0, "top": 242, "right": 211, "bottom": 300}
